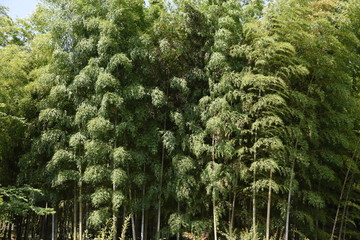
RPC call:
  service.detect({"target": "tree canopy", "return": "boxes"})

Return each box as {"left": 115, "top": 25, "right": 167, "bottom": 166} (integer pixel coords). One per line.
{"left": 0, "top": 0, "right": 359, "bottom": 239}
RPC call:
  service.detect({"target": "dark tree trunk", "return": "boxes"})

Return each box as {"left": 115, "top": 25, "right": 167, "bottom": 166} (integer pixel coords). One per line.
{"left": 7, "top": 223, "right": 12, "bottom": 240}
{"left": 23, "top": 216, "right": 29, "bottom": 240}
{"left": 15, "top": 216, "right": 22, "bottom": 240}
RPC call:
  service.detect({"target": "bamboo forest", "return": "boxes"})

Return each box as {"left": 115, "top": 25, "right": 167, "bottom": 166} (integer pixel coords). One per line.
{"left": 0, "top": 0, "right": 359, "bottom": 239}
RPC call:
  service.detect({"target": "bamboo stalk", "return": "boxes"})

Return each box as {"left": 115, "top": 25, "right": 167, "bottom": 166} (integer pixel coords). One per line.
{"left": 330, "top": 167, "right": 350, "bottom": 240}
{"left": 266, "top": 170, "right": 273, "bottom": 240}
{"left": 73, "top": 188, "right": 78, "bottom": 240}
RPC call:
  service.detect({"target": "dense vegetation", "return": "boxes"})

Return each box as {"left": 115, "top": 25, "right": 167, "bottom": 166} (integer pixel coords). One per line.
{"left": 0, "top": 0, "right": 359, "bottom": 239}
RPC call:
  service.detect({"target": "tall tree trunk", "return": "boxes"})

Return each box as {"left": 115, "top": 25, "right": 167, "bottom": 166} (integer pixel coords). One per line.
{"left": 338, "top": 172, "right": 354, "bottom": 240}
{"left": 157, "top": 113, "right": 167, "bottom": 239}
{"left": 230, "top": 189, "right": 236, "bottom": 235}
{"left": 79, "top": 178, "right": 83, "bottom": 240}
{"left": 342, "top": 203, "right": 350, "bottom": 240}
{"left": 141, "top": 165, "right": 146, "bottom": 240}
{"left": 112, "top": 114, "right": 118, "bottom": 240}
{"left": 252, "top": 132, "right": 257, "bottom": 237}
{"left": 85, "top": 199, "right": 89, "bottom": 239}
{"left": 266, "top": 170, "right": 273, "bottom": 240}
{"left": 129, "top": 189, "right": 136, "bottom": 240}
{"left": 330, "top": 167, "right": 350, "bottom": 240}
{"left": 7, "top": 224, "right": 11, "bottom": 240}
{"left": 73, "top": 188, "right": 78, "bottom": 240}
{"left": 30, "top": 214, "right": 35, "bottom": 240}
{"left": 212, "top": 136, "right": 217, "bottom": 240}
{"left": 41, "top": 203, "right": 48, "bottom": 240}
{"left": 15, "top": 216, "right": 22, "bottom": 240}
{"left": 285, "top": 139, "right": 298, "bottom": 240}
{"left": 52, "top": 212, "right": 55, "bottom": 240}
{"left": 63, "top": 204, "right": 68, "bottom": 240}
{"left": 112, "top": 184, "right": 117, "bottom": 240}
{"left": 144, "top": 210, "right": 148, "bottom": 240}
{"left": 23, "top": 216, "right": 29, "bottom": 240}
{"left": 284, "top": 160, "right": 295, "bottom": 240}
{"left": 213, "top": 193, "right": 217, "bottom": 240}
{"left": 131, "top": 214, "right": 136, "bottom": 240}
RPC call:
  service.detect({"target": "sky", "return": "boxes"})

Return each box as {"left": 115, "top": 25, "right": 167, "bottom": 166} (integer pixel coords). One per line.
{"left": 0, "top": 0, "right": 40, "bottom": 19}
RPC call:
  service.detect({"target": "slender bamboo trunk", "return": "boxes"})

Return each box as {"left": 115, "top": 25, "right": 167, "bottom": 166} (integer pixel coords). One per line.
{"left": 285, "top": 139, "right": 298, "bottom": 240}
{"left": 85, "top": 199, "right": 89, "bottom": 239}
{"left": 230, "top": 189, "right": 236, "bottom": 235}
{"left": 129, "top": 189, "right": 136, "bottom": 240}
{"left": 131, "top": 214, "right": 136, "bottom": 240}
{"left": 79, "top": 179, "right": 83, "bottom": 240}
{"left": 41, "top": 204, "right": 48, "bottom": 240}
{"left": 73, "top": 188, "right": 78, "bottom": 240}
{"left": 7, "top": 224, "right": 12, "bottom": 240}
{"left": 31, "top": 214, "right": 35, "bottom": 240}
{"left": 64, "top": 204, "right": 68, "bottom": 240}
{"left": 284, "top": 160, "right": 294, "bottom": 240}
{"left": 213, "top": 195, "right": 217, "bottom": 240}
{"left": 157, "top": 113, "right": 167, "bottom": 239}
{"left": 141, "top": 165, "right": 146, "bottom": 240}
{"left": 330, "top": 167, "right": 350, "bottom": 240}
{"left": 24, "top": 216, "right": 29, "bottom": 240}
{"left": 112, "top": 114, "right": 118, "bottom": 240}
{"left": 212, "top": 136, "right": 218, "bottom": 240}
{"left": 342, "top": 203, "right": 350, "bottom": 240}
{"left": 112, "top": 183, "right": 117, "bottom": 240}
{"left": 338, "top": 173, "right": 354, "bottom": 240}
{"left": 228, "top": 195, "right": 231, "bottom": 230}
{"left": 253, "top": 132, "right": 257, "bottom": 237}
{"left": 266, "top": 170, "right": 273, "bottom": 240}
{"left": 144, "top": 210, "right": 148, "bottom": 240}
{"left": 157, "top": 149, "right": 165, "bottom": 239}
{"left": 52, "top": 212, "right": 55, "bottom": 240}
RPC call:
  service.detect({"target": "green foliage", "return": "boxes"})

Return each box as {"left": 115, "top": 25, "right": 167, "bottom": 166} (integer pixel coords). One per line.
{"left": 0, "top": 186, "right": 54, "bottom": 222}
{"left": 1, "top": 0, "right": 359, "bottom": 240}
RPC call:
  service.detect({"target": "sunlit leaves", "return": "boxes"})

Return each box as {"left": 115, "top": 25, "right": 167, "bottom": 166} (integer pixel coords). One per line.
{"left": 106, "top": 53, "right": 132, "bottom": 73}
{"left": 95, "top": 71, "right": 119, "bottom": 94}
{"left": 162, "top": 131, "right": 176, "bottom": 153}
{"left": 151, "top": 87, "right": 166, "bottom": 107}
{"left": 112, "top": 147, "right": 129, "bottom": 167}
{"left": 111, "top": 168, "right": 127, "bottom": 187}
{"left": 87, "top": 117, "right": 113, "bottom": 140}
{"left": 92, "top": 188, "right": 111, "bottom": 207}
{"left": 88, "top": 208, "right": 111, "bottom": 227}
{"left": 85, "top": 140, "right": 111, "bottom": 165}
{"left": 170, "top": 77, "right": 189, "bottom": 94}
{"left": 39, "top": 108, "right": 64, "bottom": 127}
{"left": 53, "top": 170, "right": 79, "bottom": 186}
{"left": 47, "top": 149, "right": 73, "bottom": 172}
{"left": 75, "top": 104, "right": 97, "bottom": 127}
{"left": 69, "top": 132, "right": 87, "bottom": 150}
{"left": 112, "top": 190, "right": 125, "bottom": 210}
{"left": 83, "top": 165, "right": 109, "bottom": 185}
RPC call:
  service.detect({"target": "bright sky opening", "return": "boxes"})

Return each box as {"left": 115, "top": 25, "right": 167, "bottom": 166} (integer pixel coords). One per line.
{"left": 0, "top": 0, "right": 40, "bottom": 19}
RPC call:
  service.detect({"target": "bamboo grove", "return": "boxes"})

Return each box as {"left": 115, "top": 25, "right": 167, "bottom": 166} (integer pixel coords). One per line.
{"left": 0, "top": 0, "right": 360, "bottom": 239}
